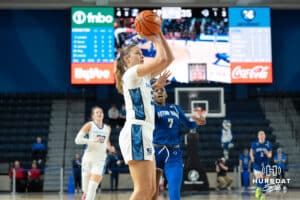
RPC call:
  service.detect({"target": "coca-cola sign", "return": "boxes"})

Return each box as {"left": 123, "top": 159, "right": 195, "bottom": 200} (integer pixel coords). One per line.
{"left": 231, "top": 62, "right": 273, "bottom": 83}
{"left": 232, "top": 66, "right": 269, "bottom": 79}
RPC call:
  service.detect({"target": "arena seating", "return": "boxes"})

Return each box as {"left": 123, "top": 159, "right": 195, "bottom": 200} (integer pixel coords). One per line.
{"left": 194, "top": 98, "right": 279, "bottom": 172}
{"left": 292, "top": 97, "right": 300, "bottom": 115}
{"left": 85, "top": 89, "right": 279, "bottom": 173}
{"left": 0, "top": 95, "right": 51, "bottom": 167}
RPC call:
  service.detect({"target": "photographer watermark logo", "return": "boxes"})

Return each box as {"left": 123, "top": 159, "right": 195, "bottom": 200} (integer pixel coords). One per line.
{"left": 263, "top": 165, "right": 281, "bottom": 177}
{"left": 252, "top": 165, "right": 291, "bottom": 185}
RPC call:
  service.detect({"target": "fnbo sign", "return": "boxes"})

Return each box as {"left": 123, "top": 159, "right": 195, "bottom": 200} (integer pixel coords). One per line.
{"left": 71, "top": 7, "right": 114, "bottom": 27}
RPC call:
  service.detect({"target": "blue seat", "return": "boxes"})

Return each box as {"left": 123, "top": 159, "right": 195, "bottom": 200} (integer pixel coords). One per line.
{"left": 0, "top": 95, "right": 51, "bottom": 163}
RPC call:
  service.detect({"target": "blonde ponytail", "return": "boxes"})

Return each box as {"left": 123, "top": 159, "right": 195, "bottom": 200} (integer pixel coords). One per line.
{"left": 115, "top": 56, "right": 126, "bottom": 94}
{"left": 115, "top": 44, "right": 136, "bottom": 94}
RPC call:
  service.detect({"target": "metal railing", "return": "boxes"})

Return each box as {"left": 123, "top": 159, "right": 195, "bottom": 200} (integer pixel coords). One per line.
{"left": 10, "top": 167, "right": 73, "bottom": 195}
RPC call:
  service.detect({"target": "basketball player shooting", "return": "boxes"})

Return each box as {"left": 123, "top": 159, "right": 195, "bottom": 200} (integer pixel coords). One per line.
{"left": 115, "top": 10, "right": 175, "bottom": 200}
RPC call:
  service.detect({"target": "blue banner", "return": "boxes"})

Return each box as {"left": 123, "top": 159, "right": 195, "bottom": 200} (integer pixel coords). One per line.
{"left": 229, "top": 7, "right": 270, "bottom": 27}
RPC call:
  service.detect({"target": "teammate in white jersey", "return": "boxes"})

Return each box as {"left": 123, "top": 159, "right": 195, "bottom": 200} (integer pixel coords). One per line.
{"left": 115, "top": 30, "right": 174, "bottom": 200}
{"left": 75, "top": 106, "right": 113, "bottom": 200}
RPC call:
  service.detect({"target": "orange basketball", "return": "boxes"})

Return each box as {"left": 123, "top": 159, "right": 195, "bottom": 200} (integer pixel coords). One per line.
{"left": 134, "top": 10, "right": 162, "bottom": 35}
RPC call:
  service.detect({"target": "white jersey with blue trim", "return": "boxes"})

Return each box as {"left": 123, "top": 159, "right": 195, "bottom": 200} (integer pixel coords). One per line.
{"left": 83, "top": 122, "right": 109, "bottom": 161}
{"left": 122, "top": 65, "right": 154, "bottom": 128}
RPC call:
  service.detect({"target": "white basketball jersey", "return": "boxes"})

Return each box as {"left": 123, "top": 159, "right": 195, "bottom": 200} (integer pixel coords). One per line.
{"left": 122, "top": 65, "right": 154, "bottom": 127}
{"left": 83, "top": 122, "right": 109, "bottom": 161}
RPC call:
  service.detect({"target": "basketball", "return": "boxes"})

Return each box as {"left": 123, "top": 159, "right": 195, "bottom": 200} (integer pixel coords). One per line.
{"left": 134, "top": 10, "right": 162, "bottom": 35}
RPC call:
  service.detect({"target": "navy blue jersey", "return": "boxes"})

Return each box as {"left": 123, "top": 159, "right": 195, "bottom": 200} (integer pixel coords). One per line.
{"left": 251, "top": 140, "right": 272, "bottom": 170}
{"left": 153, "top": 104, "right": 197, "bottom": 145}
{"left": 274, "top": 153, "right": 287, "bottom": 170}
{"left": 239, "top": 153, "right": 251, "bottom": 171}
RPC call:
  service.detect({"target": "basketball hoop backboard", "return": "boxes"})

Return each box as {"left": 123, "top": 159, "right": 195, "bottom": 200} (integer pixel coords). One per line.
{"left": 175, "top": 87, "right": 225, "bottom": 118}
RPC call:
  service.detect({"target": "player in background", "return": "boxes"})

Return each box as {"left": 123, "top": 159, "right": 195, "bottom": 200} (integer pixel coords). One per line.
{"left": 239, "top": 148, "right": 251, "bottom": 191}
{"left": 115, "top": 27, "right": 174, "bottom": 200}
{"left": 75, "top": 106, "right": 114, "bottom": 200}
{"left": 151, "top": 73, "right": 206, "bottom": 200}
{"left": 273, "top": 147, "right": 288, "bottom": 192}
{"left": 250, "top": 130, "right": 272, "bottom": 200}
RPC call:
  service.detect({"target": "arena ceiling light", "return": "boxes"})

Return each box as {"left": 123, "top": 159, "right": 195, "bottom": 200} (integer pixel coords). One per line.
{"left": 85, "top": 0, "right": 219, "bottom": 6}
{"left": 0, "top": 0, "right": 299, "bottom": 8}
{"left": 81, "top": 0, "right": 300, "bottom": 8}
{"left": 82, "top": 0, "right": 105, "bottom": 5}
{"left": 235, "top": 0, "right": 266, "bottom": 5}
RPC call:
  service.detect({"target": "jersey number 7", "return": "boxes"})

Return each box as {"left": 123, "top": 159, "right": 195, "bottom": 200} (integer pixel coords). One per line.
{"left": 168, "top": 118, "right": 174, "bottom": 128}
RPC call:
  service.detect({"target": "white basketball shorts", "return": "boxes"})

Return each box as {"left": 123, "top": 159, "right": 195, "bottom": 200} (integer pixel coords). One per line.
{"left": 81, "top": 158, "right": 106, "bottom": 176}
{"left": 119, "top": 121, "right": 154, "bottom": 164}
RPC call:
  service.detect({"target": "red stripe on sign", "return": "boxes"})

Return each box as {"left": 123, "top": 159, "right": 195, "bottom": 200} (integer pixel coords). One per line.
{"left": 230, "top": 62, "right": 273, "bottom": 83}
{"left": 71, "top": 63, "right": 115, "bottom": 84}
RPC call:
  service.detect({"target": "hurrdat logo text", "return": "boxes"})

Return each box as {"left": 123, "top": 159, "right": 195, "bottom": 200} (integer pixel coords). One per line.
{"left": 73, "top": 11, "right": 113, "bottom": 25}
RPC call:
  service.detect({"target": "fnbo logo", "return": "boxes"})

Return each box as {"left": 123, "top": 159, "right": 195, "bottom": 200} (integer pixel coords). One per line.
{"left": 73, "top": 11, "right": 86, "bottom": 24}
{"left": 73, "top": 10, "right": 113, "bottom": 25}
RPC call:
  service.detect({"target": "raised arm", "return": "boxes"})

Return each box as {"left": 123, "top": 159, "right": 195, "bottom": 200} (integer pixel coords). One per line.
{"left": 176, "top": 105, "right": 197, "bottom": 129}
{"left": 151, "top": 70, "right": 171, "bottom": 90}
{"left": 150, "top": 32, "right": 175, "bottom": 77}
{"left": 136, "top": 32, "right": 174, "bottom": 78}
{"left": 75, "top": 122, "right": 91, "bottom": 145}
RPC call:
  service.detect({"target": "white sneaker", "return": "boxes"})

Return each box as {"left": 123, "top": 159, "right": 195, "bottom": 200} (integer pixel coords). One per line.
{"left": 283, "top": 186, "right": 287, "bottom": 193}
{"left": 266, "top": 184, "right": 275, "bottom": 193}
{"left": 274, "top": 184, "right": 281, "bottom": 192}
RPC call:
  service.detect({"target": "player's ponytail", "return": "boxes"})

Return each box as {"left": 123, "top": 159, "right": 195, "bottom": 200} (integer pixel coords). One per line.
{"left": 115, "top": 56, "right": 126, "bottom": 94}
{"left": 115, "top": 44, "right": 136, "bottom": 94}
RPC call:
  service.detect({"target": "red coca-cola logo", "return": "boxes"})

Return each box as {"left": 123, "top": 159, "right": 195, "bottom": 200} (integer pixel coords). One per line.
{"left": 232, "top": 65, "right": 269, "bottom": 79}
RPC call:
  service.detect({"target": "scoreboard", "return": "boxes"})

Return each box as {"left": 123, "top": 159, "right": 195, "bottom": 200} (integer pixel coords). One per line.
{"left": 70, "top": 7, "right": 272, "bottom": 85}
{"left": 229, "top": 7, "right": 272, "bottom": 83}
{"left": 71, "top": 7, "right": 115, "bottom": 84}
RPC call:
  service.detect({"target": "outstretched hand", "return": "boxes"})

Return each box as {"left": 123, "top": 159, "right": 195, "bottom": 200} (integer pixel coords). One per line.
{"left": 152, "top": 70, "right": 171, "bottom": 89}
{"left": 191, "top": 115, "right": 206, "bottom": 126}
{"left": 191, "top": 112, "right": 206, "bottom": 126}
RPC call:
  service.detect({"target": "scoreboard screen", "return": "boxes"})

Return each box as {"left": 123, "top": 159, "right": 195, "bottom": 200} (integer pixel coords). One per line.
{"left": 229, "top": 7, "right": 272, "bottom": 83}
{"left": 71, "top": 7, "right": 272, "bottom": 84}
{"left": 71, "top": 7, "right": 115, "bottom": 84}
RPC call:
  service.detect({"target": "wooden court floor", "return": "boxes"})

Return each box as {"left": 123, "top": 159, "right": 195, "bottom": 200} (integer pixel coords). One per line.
{"left": 1, "top": 190, "right": 300, "bottom": 200}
